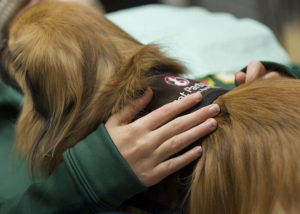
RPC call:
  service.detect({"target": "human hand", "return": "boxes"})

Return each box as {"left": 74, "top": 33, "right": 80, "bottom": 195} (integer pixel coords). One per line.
{"left": 105, "top": 89, "right": 220, "bottom": 187}
{"left": 235, "top": 60, "right": 281, "bottom": 85}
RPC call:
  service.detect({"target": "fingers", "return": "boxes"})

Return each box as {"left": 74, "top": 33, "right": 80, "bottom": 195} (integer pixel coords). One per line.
{"left": 155, "top": 118, "right": 217, "bottom": 163}
{"left": 106, "top": 89, "right": 153, "bottom": 126}
{"left": 136, "top": 92, "right": 203, "bottom": 130}
{"left": 262, "top": 71, "right": 281, "bottom": 79}
{"left": 148, "top": 146, "right": 202, "bottom": 186}
{"left": 235, "top": 71, "right": 246, "bottom": 85}
{"left": 245, "top": 61, "right": 266, "bottom": 83}
{"left": 153, "top": 104, "right": 220, "bottom": 145}
{"left": 235, "top": 61, "right": 268, "bottom": 85}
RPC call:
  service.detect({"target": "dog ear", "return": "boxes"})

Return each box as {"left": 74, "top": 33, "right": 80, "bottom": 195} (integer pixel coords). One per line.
{"left": 94, "top": 44, "right": 186, "bottom": 120}
{"left": 7, "top": 1, "right": 124, "bottom": 174}
{"left": 8, "top": 23, "right": 85, "bottom": 174}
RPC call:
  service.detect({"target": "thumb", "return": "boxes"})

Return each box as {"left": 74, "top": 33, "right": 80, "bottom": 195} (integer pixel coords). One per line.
{"left": 107, "top": 88, "right": 153, "bottom": 126}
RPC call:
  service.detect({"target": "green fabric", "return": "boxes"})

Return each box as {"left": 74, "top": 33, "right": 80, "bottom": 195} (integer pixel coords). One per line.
{"left": 0, "top": 84, "right": 30, "bottom": 201}
{"left": 290, "top": 64, "right": 300, "bottom": 79}
{"left": 196, "top": 61, "right": 300, "bottom": 91}
{"left": 64, "top": 124, "right": 146, "bottom": 211}
{"left": 0, "top": 83, "right": 22, "bottom": 104}
{"left": 0, "top": 163, "right": 90, "bottom": 214}
{"left": 241, "top": 61, "right": 300, "bottom": 79}
{"left": 0, "top": 83, "right": 146, "bottom": 213}
{"left": 0, "top": 61, "right": 299, "bottom": 213}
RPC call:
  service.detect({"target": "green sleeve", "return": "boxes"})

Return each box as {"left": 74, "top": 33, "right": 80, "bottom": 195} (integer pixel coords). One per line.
{"left": 0, "top": 124, "right": 146, "bottom": 214}
{"left": 241, "top": 61, "right": 300, "bottom": 79}
{"left": 290, "top": 64, "right": 300, "bottom": 79}
{"left": 63, "top": 124, "right": 147, "bottom": 211}
{"left": 0, "top": 163, "right": 91, "bottom": 214}
{"left": 194, "top": 61, "right": 300, "bottom": 90}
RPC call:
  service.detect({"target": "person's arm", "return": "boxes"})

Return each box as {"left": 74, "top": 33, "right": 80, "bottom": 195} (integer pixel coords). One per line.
{"left": 0, "top": 124, "right": 145, "bottom": 214}
{"left": 0, "top": 163, "right": 92, "bottom": 214}
{"left": 0, "top": 89, "right": 219, "bottom": 214}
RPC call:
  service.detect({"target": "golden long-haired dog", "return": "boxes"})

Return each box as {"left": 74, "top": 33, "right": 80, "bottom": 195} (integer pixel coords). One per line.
{"left": 0, "top": 1, "right": 299, "bottom": 213}
{"left": 189, "top": 78, "right": 300, "bottom": 214}
{"left": 1, "top": 1, "right": 185, "bottom": 174}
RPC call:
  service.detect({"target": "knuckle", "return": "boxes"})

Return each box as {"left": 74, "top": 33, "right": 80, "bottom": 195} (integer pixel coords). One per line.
{"left": 171, "top": 118, "right": 184, "bottom": 131}
{"left": 132, "top": 140, "right": 147, "bottom": 153}
{"left": 127, "top": 124, "right": 140, "bottom": 136}
{"left": 161, "top": 103, "right": 174, "bottom": 114}
{"left": 201, "top": 105, "right": 212, "bottom": 113}
{"left": 165, "top": 159, "right": 176, "bottom": 171}
{"left": 169, "top": 137, "right": 182, "bottom": 151}
{"left": 139, "top": 171, "right": 154, "bottom": 186}
{"left": 155, "top": 103, "right": 174, "bottom": 118}
{"left": 196, "top": 106, "right": 212, "bottom": 119}
{"left": 139, "top": 171, "right": 150, "bottom": 180}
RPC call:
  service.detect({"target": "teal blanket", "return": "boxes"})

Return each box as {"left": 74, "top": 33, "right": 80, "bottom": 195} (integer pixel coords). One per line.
{"left": 107, "top": 4, "right": 291, "bottom": 79}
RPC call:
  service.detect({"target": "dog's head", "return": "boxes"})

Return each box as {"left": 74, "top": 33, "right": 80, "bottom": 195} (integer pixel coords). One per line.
{"left": 1, "top": 1, "right": 185, "bottom": 174}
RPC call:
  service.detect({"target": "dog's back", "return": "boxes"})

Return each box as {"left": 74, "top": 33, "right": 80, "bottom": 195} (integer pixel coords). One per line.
{"left": 189, "top": 78, "right": 300, "bottom": 214}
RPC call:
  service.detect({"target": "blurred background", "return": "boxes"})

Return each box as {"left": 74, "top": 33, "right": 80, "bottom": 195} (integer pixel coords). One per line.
{"left": 98, "top": 0, "right": 300, "bottom": 64}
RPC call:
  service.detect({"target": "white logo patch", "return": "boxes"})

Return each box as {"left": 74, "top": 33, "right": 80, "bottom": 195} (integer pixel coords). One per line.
{"left": 164, "top": 76, "right": 190, "bottom": 87}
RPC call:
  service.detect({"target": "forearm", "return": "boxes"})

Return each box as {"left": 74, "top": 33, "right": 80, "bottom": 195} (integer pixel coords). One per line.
{"left": 0, "top": 124, "right": 146, "bottom": 214}
{"left": 0, "top": 163, "right": 90, "bottom": 214}
{"left": 63, "top": 124, "right": 147, "bottom": 211}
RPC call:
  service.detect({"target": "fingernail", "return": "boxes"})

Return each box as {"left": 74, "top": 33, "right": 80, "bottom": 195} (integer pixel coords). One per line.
{"left": 193, "top": 92, "right": 202, "bottom": 101}
{"left": 209, "top": 104, "right": 220, "bottom": 114}
{"left": 206, "top": 118, "right": 217, "bottom": 129}
{"left": 193, "top": 146, "right": 202, "bottom": 155}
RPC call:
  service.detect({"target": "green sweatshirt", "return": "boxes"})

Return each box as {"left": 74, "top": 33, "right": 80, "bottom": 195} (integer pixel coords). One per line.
{"left": 0, "top": 62, "right": 299, "bottom": 214}
{"left": 0, "top": 84, "right": 146, "bottom": 213}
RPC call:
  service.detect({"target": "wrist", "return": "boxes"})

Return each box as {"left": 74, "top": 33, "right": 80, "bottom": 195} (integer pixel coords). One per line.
{"left": 63, "top": 124, "right": 147, "bottom": 211}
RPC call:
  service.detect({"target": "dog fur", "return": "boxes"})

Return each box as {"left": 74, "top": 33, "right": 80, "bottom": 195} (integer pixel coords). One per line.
{"left": 1, "top": 1, "right": 185, "bottom": 174}
{"left": 189, "top": 78, "right": 300, "bottom": 214}
{"left": 1, "top": 2, "right": 299, "bottom": 213}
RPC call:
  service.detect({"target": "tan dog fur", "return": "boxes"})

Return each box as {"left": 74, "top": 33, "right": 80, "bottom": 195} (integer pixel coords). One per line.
{"left": 2, "top": 1, "right": 184, "bottom": 174}
{"left": 190, "top": 78, "right": 300, "bottom": 214}
{"left": 1, "top": 2, "right": 299, "bottom": 213}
